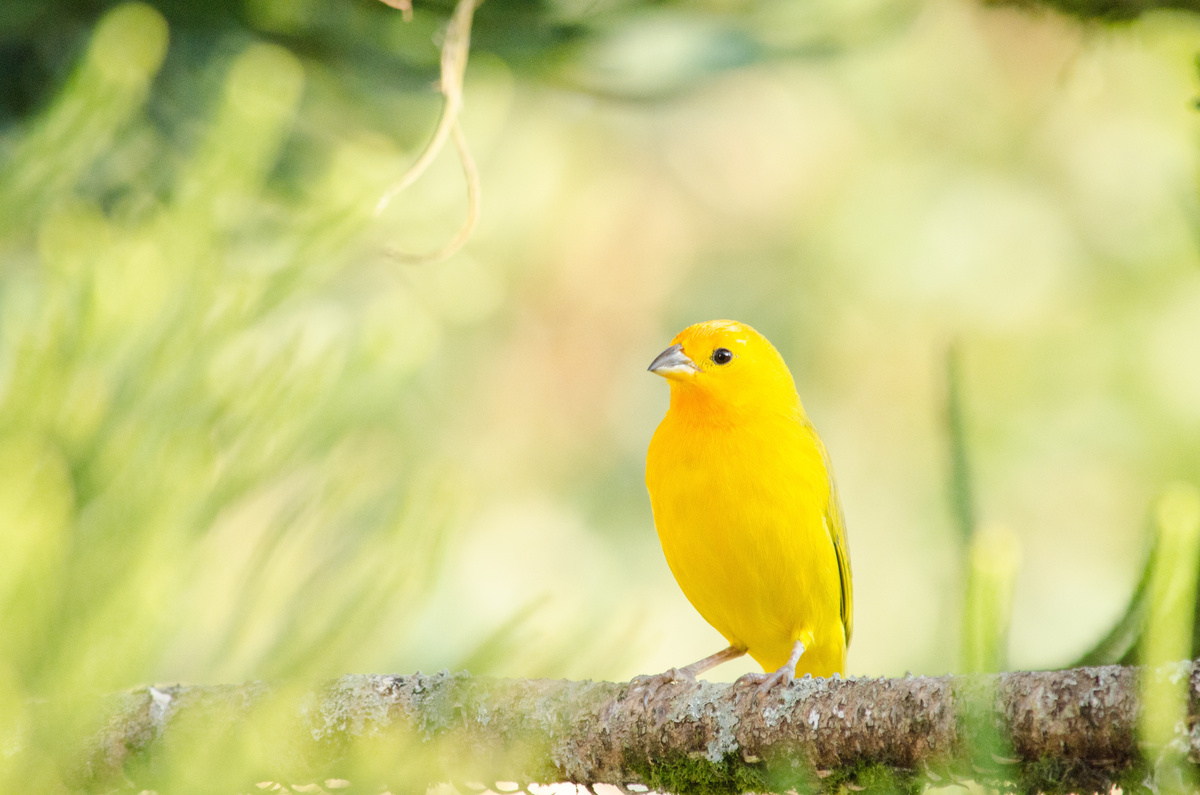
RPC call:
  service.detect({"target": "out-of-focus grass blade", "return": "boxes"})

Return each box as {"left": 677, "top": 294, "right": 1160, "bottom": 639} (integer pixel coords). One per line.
{"left": 946, "top": 341, "right": 1022, "bottom": 676}
{"left": 1072, "top": 532, "right": 1152, "bottom": 667}
{"left": 1140, "top": 484, "right": 1200, "bottom": 761}
{"left": 961, "top": 523, "right": 1021, "bottom": 674}
{"left": 1073, "top": 490, "right": 1200, "bottom": 669}
{"left": 945, "top": 341, "right": 976, "bottom": 545}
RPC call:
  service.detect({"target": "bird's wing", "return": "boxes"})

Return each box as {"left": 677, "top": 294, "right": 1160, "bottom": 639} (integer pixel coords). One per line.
{"left": 812, "top": 427, "right": 853, "bottom": 646}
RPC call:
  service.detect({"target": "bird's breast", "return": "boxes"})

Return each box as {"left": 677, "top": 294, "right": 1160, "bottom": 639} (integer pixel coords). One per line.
{"left": 645, "top": 409, "right": 842, "bottom": 670}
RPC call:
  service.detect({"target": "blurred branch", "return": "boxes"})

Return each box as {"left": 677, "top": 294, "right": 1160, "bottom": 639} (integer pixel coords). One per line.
{"left": 82, "top": 663, "right": 1200, "bottom": 794}
{"left": 987, "top": 0, "right": 1200, "bottom": 20}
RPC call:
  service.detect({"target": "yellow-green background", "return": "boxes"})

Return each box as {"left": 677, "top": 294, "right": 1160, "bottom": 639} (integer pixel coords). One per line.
{"left": 2, "top": 0, "right": 1199, "bottom": 746}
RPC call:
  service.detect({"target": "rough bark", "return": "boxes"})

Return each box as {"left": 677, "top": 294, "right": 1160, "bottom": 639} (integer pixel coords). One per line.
{"left": 80, "top": 662, "right": 1200, "bottom": 794}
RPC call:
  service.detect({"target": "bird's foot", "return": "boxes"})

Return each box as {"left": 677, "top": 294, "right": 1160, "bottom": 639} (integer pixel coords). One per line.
{"left": 737, "top": 640, "right": 805, "bottom": 701}
{"left": 628, "top": 668, "right": 696, "bottom": 707}
{"left": 735, "top": 665, "right": 793, "bottom": 701}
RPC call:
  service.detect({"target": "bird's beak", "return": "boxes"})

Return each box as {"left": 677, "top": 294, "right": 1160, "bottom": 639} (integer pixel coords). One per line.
{"left": 648, "top": 343, "right": 699, "bottom": 378}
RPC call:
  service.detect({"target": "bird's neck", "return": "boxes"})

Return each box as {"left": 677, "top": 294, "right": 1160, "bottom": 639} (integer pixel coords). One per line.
{"left": 667, "top": 384, "right": 802, "bottom": 429}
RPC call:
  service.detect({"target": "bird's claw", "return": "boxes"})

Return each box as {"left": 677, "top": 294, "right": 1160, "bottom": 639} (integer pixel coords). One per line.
{"left": 629, "top": 668, "right": 696, "bottom": 707}
{"left": 735, "top": 667, "right": 793, "bottom": 701}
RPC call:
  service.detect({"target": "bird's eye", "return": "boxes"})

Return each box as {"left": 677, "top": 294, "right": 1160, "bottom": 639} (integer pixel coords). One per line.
{"left": 712, "top": 348, "right": 733, "bottom": 365}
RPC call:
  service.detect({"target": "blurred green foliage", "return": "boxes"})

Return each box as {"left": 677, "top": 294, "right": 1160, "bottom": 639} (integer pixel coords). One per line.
{"left": 0, "top": 3, "right": 478, "bottom": 786}
{"left": 4, "top": 0, "right": 1200, "bottom": 788}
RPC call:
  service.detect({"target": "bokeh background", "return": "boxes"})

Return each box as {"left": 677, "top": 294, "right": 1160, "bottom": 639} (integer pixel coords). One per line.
{"left": 3, "top": 0, "right": 1200, "bottom": 777}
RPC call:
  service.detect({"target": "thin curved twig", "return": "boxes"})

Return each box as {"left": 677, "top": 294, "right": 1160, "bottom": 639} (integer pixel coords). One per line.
{"left": 375, "top": 0, "right": 483, "bottom": 264}
{"left": 376, "top": 0, "right": 414, "bottom": 22}
{"left": 385, "top": 118, "right": 479, "bottom": 263}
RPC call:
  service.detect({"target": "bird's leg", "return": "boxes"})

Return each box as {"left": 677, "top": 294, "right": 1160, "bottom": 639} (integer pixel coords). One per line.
{"left": 629, "top": 645, "right": 746, "bottom": 705}
{"left": 734, "top": 639, "right": 806, "bottom": 699}
{"left": 674, "top": 644, "right": 748, "bottom": 679}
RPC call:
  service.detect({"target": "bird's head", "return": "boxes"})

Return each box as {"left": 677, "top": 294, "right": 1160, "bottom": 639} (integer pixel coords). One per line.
{"left": 648, "top": 319, "right": 801, "bottom": 416}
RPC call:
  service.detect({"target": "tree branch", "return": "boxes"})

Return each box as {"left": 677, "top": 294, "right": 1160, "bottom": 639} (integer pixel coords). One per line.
{"left": 81, "top": 662, "right": 1200, "bottom": 793}
{"left": 989, "top": 0, "right": 1200, "bottom": 20}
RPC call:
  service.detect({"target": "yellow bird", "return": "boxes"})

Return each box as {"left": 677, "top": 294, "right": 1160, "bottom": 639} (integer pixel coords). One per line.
{"left": 643, "top": 319, "right": 852, "bottom": 691}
